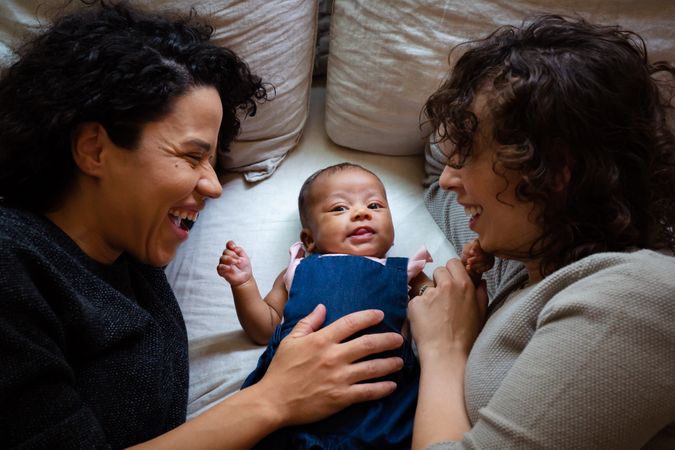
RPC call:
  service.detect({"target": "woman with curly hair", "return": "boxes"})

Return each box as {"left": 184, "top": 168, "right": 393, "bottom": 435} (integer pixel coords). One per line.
{"left": 410, "top": 14, "right": 675, "bottom": 449}
{"left": 0, "top": 2, "right": 404, "bottom": 448}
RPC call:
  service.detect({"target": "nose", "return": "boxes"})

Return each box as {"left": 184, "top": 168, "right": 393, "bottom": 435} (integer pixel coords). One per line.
{"left": 196, "top": 162, "right": 223, "bottom": 200}
{"left": 439, "top": 165, "right": 462, "bottom": 191}
{"left": 351, "top": 205, "right": 372, "bottom": 221}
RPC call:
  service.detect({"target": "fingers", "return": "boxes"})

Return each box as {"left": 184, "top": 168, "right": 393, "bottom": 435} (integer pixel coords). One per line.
{"left": 445, "top": 258, "right": 472, "bottom": 283}
{"left": 288, "top": 307, "right": 404, "bottom": 362}
{"left": 318, "top": 309, "right": 387, "bottom": 343}
{"left": 347, "top": 356, "right": 404, "bottom": 385}
{"left": 461, "top": 242, "right": 473, "bottom": 264}
{"left": 348, "top": 381, "right": 398, "bottom": 402}
{"left": 344, "top": 380, "right": 398, "bottom": 403}
{"left": 220, "top": 241, "right": 250, "bottom": 267}
{"left": 287, "top": 304, "right": 327, "bottom": 338}
{"left": 431, "top": 264, "right": 451, "bottom": 287}
{"left": 340, "top": 331, "right": 404, "bottom": 363}
{"left": 219, "top": 253, "right": 238, "bottom": 265}
{"left": 293, "top": 308, "right": 403, "bottom": 365}
{"left": 224, "top": 240, "right": 247, "bottom": 258}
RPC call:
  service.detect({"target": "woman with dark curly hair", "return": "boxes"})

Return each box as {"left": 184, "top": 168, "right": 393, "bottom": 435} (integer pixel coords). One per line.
{"left": 0, "top": 2, "right": 404, "bottom": 448}
{"left": 409, "top": 14, "right": 675, "bottom": 449}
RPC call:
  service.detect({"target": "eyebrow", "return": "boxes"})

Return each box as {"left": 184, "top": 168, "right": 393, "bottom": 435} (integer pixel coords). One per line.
{"left": 324, "top": 190, "right": 387, "bottom": 201}
{"left": 182, "top": 138, "right": 212, "bottom": 152}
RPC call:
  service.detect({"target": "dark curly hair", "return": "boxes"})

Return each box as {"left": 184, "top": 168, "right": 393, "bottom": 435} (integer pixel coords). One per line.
{"left": 425, "top": 14, "right": 675, "bottom": 276}
{"left": 0, "top": 0, "right": 268, "bottom": 212}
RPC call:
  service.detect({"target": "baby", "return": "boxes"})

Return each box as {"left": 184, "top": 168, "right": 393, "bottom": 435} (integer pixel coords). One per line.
{"left": 218, "top": 162, "right": 432, "bottom": 449}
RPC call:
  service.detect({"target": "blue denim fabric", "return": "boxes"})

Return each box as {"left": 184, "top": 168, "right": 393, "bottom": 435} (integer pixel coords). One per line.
{"left": 242, "top": 254, "right": 419, "bottom": 449}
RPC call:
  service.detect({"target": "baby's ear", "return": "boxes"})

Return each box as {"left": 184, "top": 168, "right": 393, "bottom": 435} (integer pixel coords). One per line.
{"left": 300, "top": 228, "right": 316, "bottom": 253}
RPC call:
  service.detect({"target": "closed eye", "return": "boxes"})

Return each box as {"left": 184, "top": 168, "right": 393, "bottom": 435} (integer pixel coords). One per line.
{"left": 446, "top": 155, "right": 468, "bottom": 170}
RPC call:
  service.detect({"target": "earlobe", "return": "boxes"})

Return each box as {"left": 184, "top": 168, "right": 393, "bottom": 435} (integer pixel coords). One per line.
{"left": 300, "top": 228, "right": 316, "bottom": 253}
{"left": 71, "top": 122, "right": 107, "bottom": 177}
{"left": 553, "top": 165, "right": 572, "bottom": 192}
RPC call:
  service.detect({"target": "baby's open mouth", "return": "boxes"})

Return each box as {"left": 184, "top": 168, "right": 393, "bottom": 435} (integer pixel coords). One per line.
{"left": 349, "top": 226, "right": 375, "bottom": 237}
{"left": 169, "top": 209, "right": 198, "bottom": 231}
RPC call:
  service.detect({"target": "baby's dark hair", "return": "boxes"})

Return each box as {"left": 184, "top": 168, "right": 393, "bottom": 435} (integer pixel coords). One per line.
{"left": 425, "top": 14, "right": 675, "bottom": 275}
{"left": 298, "top": 162, "right": 380, "bottom": 228}
{"left": 0, "top": 0, "right": 268, "bottom": 212}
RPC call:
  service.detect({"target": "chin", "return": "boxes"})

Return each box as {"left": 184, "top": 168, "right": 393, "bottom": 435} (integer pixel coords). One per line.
{"left": 145, "top": 250, "right": 176, "bottom": 268}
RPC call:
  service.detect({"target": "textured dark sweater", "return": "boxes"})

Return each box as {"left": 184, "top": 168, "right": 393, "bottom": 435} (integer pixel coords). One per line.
{"left": 0, "top": 206, "right": 188, "bottom": 448}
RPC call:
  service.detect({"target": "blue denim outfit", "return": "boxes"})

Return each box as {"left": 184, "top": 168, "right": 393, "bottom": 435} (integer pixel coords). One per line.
{"left": 242, "top": 254, "right": 419, "bottom": 449}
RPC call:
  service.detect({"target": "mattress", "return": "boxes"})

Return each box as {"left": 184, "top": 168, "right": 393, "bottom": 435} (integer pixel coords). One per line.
{"left": 165, "top": 84, "right": 458, "bottom": 418}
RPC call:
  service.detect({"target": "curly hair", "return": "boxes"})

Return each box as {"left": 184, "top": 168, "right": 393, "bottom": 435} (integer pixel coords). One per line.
{"left": 0, "top": 0, "right": 268, "bottom": 212}
{"left": 298, "top": 163, "right": 380, "bottom": 228}
{"left": 425, "top": 14, "right": 675, "bottom": 275}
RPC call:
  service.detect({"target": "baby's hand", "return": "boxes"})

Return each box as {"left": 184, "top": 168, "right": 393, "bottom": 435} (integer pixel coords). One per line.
{"left": 461, "top": 239, "right": 495, "bottom": 286}
{"left": 217, "top": 240, "right": 253, "bottom": 286}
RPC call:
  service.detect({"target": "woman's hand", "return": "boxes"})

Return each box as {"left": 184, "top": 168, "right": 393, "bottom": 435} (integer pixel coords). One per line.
{"left": 408, "top": 258, "right": 488, "bottom": 361}
{"left": 256, "top": 304, "right": 405, "bottom": 426}
{"left": 408, "top": 258, "right": 488, "bottom": 448}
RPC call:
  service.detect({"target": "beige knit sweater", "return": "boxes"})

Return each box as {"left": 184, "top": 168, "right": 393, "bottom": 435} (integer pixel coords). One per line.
{"left": 423, "top": 142, "right": 675, "bottom": 449}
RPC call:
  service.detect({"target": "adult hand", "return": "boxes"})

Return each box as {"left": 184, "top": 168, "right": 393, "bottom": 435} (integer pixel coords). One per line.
{"left": 408, "top": 258, "right": 488, "bottom": 361}
{"left": 256, "top": 304, "right": 404, "bottom": 426}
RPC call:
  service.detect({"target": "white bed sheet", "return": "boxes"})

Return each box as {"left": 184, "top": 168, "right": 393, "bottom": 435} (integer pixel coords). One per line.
{"left": 165, "top": 84, "right": 457, "bottom": 418}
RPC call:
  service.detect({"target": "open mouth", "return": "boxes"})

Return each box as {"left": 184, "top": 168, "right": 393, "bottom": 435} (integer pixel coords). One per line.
{"left": 464, "top": 205, "right": 483, "bottom": 220}
{"left": 349, "top": 226, "right": 375, "bottom": 237}
{"left": 464, "top": 205, "right": 482, "bottom": 229}
{"left": 169, "top": 209, "right": 198, "bottom": 231}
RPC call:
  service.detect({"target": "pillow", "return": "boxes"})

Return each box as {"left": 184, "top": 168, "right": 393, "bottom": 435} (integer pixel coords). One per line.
{"left": 325, "top": 0, "right": 675, "bottom": 156}
{"left": 0, "top": 0, "right": 318, "bottom": 182}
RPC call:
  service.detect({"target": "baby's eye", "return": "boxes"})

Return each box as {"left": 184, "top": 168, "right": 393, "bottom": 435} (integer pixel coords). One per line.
{"left": 331, "top": 206, "right": 347, "bottom": 212}
{"left": 367, "top": 202, "right": 383, "bottom": 209}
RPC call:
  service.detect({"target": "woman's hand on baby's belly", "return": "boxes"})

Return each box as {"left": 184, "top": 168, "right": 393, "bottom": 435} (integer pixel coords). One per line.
{"left": 258, "top": 304, "right": 404, "bottom": 426}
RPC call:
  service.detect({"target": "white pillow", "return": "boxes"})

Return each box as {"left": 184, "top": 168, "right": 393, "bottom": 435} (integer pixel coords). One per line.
{"left": 325, "top": 0, "right": 675, "bottom": 156}
{"left": 0, "top": 0, "right": 318, "bottom": 182}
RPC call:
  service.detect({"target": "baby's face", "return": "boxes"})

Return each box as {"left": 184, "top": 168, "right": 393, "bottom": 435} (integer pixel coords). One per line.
{"left": 302, "top": 168, "right": 394, "bottom": 258}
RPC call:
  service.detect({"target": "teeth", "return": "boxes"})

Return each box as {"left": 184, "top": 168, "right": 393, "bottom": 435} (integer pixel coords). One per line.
{"left": 464, "top": 206, "right": 483, "bottom": 217}
{"left": 169, "top": 215, "right": 181, "bottom": 227}
{"left": 169, "top": 208, "right": 198, "bottom": 222}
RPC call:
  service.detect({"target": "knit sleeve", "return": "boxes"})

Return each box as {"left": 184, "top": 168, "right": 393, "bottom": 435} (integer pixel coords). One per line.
{"left": 0, "top": 243, "right": 111, "bottom": 448}
{"left": 427, "top": 254, "right": 675, "bottom": 449}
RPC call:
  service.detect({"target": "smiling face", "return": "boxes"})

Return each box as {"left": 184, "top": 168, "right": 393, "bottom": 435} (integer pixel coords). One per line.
{"left": 438, "top": 96, "right": 543, "bottom": 268}
{"left": 97, "top": 85, "right": 223, "bottom": 266}
{"left": 300, "top": 167, "right": 395, "bottom": 258}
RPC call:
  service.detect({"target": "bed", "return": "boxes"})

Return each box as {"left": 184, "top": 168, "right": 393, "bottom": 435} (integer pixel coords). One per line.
{"left": 2, "top": 0, "right": 672, "bottom": 420}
